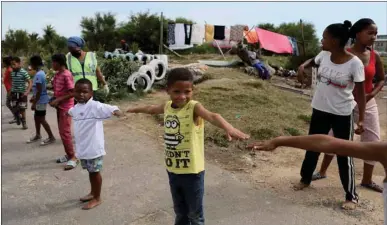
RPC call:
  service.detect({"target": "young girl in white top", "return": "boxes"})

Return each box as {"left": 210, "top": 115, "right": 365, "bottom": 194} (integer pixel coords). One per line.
{"left": 296, "top": 20, "right": 366, "bottom": 210}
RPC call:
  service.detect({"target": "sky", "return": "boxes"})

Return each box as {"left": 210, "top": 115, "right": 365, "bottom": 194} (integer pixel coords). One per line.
{"left": 2, "top": 1, "right": 387, "bottom": 40}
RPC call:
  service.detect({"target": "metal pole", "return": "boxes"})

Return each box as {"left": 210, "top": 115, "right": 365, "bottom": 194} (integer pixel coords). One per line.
{"left": 159, "top": 12, "right": 164, "bottom": 54}
{"left": 300, "top": 19, "right": 306, "bottom": 56}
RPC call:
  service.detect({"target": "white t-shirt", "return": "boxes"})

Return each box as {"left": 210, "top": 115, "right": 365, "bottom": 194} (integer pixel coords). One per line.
{"left": 68, "top": 98, "right": 119, "bottom": 159}
{"left": 311, "top": 51, "right": 365, "bottom": 116}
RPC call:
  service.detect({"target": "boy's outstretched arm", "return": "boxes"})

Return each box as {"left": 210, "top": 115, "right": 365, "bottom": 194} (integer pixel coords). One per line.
{"left": 126, "top": 104, "right": 164, "bottom": 115}
{"left": 247, "top": 135, "right": 387, "bottom": 164}
{"left": 194, "top": 103, "right": 249, "bottom": 140}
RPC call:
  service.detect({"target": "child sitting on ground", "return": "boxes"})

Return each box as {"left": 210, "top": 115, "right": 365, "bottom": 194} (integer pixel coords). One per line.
{"left": 67, "top": 78, "right": 125, "bottom": 210}
{"left": 126, "top": 67, "right": 250, "bottom": 224}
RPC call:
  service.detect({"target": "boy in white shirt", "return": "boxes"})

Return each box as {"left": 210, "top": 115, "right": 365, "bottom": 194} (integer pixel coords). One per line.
{"left": 67, "top": 78, "right": 124, "bottom": 210}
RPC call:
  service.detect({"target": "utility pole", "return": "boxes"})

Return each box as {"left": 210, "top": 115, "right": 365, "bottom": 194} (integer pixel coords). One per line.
{"left": 300, "top": 19, "right": 306, "bottom": 56}
{"left": 159, "top": 12, "right": 164, "bottom": 54}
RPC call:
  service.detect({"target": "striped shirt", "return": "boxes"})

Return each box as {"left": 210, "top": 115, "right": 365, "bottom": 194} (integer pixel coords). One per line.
{"left": 52, "top": 69, "right": 74, "bottom": 111}
{"left": 11, "top": 68, "right": 30, "bottom": 93}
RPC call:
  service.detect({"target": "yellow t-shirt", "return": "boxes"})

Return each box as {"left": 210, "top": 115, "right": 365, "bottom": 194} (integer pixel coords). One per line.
{"left": 164, "top": 100, "right": 205, "bottom": 174}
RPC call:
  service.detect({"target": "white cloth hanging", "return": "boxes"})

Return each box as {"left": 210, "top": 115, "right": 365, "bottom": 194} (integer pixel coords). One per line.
{"left": 169, "top": 23, "right": 194, "bottom": 50}
{"left": 191, "top": 24, "right": 205, "bottom": 45}
{"left": 174, "top": 23, "right": 185, "bottom": 46}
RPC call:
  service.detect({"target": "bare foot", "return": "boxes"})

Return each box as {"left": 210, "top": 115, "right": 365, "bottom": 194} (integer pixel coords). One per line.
{"left": 341, "top": 201, "right": 357, "bottom": 210}
{"left": 82, "top": 198, "right": 102, "bottom": 210}
{"left": 80, "top": 194, "right": 94, "bottom": 202}
{"left": 293, "top": 182, "right": 310, "bottom": 191}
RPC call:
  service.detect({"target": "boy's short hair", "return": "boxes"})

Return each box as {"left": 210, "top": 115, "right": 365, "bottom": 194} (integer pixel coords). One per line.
{"left": 30, "top": 55, "right": 43, "bottom": 67}
{"left": 2, "top": 56, "right": 12, "bottom": 66}
{"left": 167, "top": 67, "right": 194, "bottom": 86}
{"left": 11, "top": 56, "right": 21, "bottom": 63}
{"left": 75, "top": 78, "right": 93, "bottom": 91}
{"left": 51, "top": 54, "right": 67, "bottom": 67}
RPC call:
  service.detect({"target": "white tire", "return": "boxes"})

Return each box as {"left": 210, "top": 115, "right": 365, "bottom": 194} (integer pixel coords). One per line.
{"left": 104, "top": 51, "right": 111, "bottom": 59}
{"left": 154, "top": 54, "right": 168, "bottom": 70}
{"left": 131, "top": 72, "right": 152, "bottom": 92}
{"left": 149, "top": 59, "right": 167, "bottom": 81}
{"left": 127, "top": 72, "right": 139, "bottom": 86}
{"left": 138, "top": 65, "right": 156, "bottom": 85}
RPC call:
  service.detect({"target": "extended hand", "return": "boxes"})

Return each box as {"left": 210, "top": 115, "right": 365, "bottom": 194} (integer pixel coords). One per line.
{"left": 103, "top": 84, "right": 110, "bottom": 94}
{"left": 226, "top": 128, "right": 250, "bottom": 141}
{"left": 246, "top": 140, "right": 277, "bottom": 151}
{"left": 355, "top": 121, "right": 365, "bottom": 135}
{"left": 49, "top": 100, "right": 59, "bottom": 108}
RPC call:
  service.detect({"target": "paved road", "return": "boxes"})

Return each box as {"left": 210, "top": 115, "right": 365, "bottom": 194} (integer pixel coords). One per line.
{"left": 1, "top": 88, "right": 360, "bottom": 225}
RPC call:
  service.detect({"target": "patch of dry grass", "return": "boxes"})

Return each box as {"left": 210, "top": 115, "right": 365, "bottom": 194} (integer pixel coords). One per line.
{"left": 194, "top": 78, "right": 312, "bottom": 147}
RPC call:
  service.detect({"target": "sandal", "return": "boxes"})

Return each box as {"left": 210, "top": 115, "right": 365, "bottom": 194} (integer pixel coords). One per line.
{"left": 311, "top": 172, "right": 327, "bottom": 181}
{"left": 40, "top": 137, "right": 56, "bottom": 146}
{"left": 56, "top": 155, "right": 69, "bottom": 163}
{"left": 64, "top": 159, "right": 79, "bottom": 171}
{"left": 361, "top": 182, "right": 383, "bottom": 193}
{"left": 26, "top": 135, "right": 41, "bottom": 144}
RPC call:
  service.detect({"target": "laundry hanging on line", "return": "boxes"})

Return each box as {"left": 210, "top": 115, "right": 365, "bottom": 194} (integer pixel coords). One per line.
{"left": 167, "top": 23, "right": 176, "bottom": 45}
{"left": 212, "top": 28, "right": 238, "bottom": 49}
{"left": 214, "top": 25, "right": 226, "bottom": 40}
{"left": 205, "top": 24, "right": 214, "bottom": 42}
{"left": 184, "top": 24, "right": 193, "bottom": 45}
{"left": 243, "top": 28, "right": 259, "bottom": 44}
{"left": 287, "top": 36, "right": 300, "bottom": 56}
{"left": 191, "top": 24, "right": 205, "bottom": 45}
{"left": 168, "top": 23, "right": 194, "bottom": 50}
{"left": 255, "top": 28, "right": 293, "bottom": 54}
{"left": 230, "top": 25, "right": 245, "bottom": 42}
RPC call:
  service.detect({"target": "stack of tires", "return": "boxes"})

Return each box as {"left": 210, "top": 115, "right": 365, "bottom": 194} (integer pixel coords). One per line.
{"left": 126, "top": 55, "right": 168, "bottom": 92}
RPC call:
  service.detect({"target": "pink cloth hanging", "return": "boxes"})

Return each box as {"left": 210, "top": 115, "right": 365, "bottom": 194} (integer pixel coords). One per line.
{"left": 255, "top": 28, "right": 293, "bottom": 54}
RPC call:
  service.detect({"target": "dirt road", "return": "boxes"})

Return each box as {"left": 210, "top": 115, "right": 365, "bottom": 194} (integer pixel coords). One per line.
{"left": 1, "top": 86, "right": 368, "bottom": 225}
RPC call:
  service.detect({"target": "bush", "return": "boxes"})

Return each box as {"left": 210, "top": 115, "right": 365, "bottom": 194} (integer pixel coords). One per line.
{"left": 285, "top": 54, "right": 316, "bottom": 70}
{"left": 99, "top": 57, "right": 140, "bottom": 94}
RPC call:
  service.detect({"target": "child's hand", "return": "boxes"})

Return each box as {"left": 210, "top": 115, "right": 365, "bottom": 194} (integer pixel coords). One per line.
{"left": 246, "top": 140, "right": 277, "bottom": 151}
{"left": 226, "top": 128, "right": 250, "bottom": 141}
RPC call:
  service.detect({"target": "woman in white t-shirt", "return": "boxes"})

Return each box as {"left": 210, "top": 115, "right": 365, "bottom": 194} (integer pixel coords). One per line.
{"left": 296, "top": 20, "right": 366, "bottom": 210}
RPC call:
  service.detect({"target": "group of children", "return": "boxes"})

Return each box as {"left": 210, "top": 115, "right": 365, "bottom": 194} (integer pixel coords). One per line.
{"left": 2, "top": 17, "right": 386, "bottom": 224}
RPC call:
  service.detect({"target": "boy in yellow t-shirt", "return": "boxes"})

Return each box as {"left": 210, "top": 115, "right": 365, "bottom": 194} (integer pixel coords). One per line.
{"left": 127, "top": 68, "right": 249, "bottom": 224}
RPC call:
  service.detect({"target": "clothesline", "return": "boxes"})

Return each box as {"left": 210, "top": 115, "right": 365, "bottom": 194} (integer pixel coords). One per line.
{"left": 167, "top": 22, "right": 301, "bottom": 56}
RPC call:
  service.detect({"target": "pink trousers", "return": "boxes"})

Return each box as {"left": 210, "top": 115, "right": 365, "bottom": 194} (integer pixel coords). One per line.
{"left": 57, "top": 108, "right": 75, "bottom": 158}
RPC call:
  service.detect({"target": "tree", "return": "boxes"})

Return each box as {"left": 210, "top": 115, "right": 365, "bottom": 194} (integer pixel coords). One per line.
{"left": 175, "top": 17, "right": 194, "bottom": 24}
{"left": 41, "top": 25, "right": 67, "bottom": 55}
{"left": 257, "top": 23, "right": 277, "bottom": 32}
{"left": 2, "top": 29, "right": 30, "bottom": 55}
{"left": 80, "top": 12, "right": 118, "bottom": 52}
{"left": 118, "top": 11, "right": 166, "bottom": 53}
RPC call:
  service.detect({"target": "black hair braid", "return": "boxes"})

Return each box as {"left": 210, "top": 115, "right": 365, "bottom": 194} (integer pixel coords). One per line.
{"left": 326, "top": 20, "right": 352, "bottom": 47}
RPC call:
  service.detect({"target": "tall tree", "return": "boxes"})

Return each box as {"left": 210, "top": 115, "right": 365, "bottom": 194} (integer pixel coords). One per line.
{"left": 80, "top": 12, "right": 118, "bottom": 51}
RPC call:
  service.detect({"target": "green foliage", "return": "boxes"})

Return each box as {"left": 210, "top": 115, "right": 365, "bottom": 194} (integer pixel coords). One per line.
{"left": 98, "top": 57, "right": 140, "bottom": 93}
{"left": 174, "top": 43, "right": 219, "bottom": 55}
{"left": 80, "top": 12, "right": 118, "bottom": 52}
{"left": 118, "top": 11, "right": 167, "bottom": 54}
